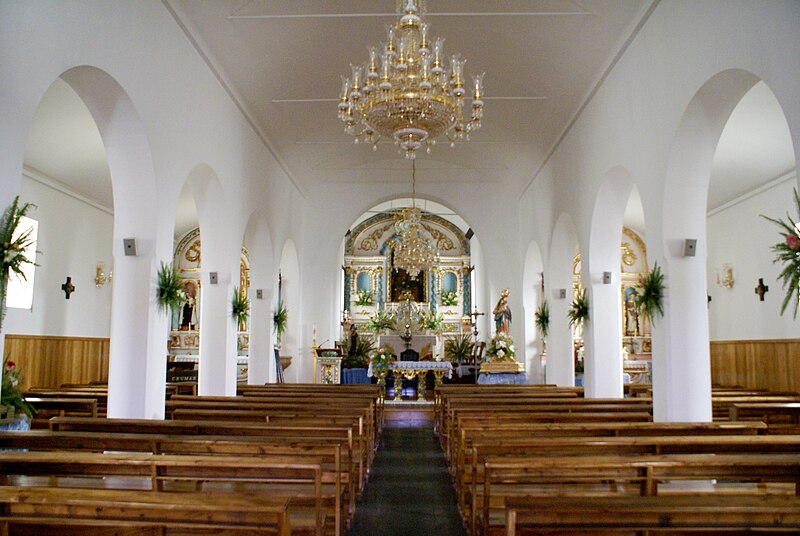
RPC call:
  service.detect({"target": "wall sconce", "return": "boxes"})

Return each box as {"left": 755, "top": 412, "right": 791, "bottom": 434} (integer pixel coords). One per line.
{"left": 716, "top": 263, "right": 734, "bottom": 289}
{"left": 95, "top": 262, "right": 112, "bottom": 288}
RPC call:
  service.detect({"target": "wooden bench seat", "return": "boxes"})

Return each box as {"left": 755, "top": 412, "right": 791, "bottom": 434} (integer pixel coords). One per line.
{"left": 24, "top": 397, "right": 97, "bottom": 427}
{"left": 0, "top": 451, "right": 329, "bottom": 536}
{"left": 479, "top": 453, "right": 800, "bottom": 536}
{"left": 0, "top": 486, "right": 293, "bottom": 535}
{"left": 504, "top": 494, "right": 800, "bottom": 536}
{"left": 731, "top": 402, "right": 800, "bottom": 424}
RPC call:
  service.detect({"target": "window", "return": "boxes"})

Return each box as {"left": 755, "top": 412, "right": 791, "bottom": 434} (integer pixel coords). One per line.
{"left": 6, "top": 216, "right": 38, "bottom": 310}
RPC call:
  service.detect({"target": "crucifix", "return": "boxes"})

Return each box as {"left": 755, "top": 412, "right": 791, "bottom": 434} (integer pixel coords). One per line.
{"left": 469, "top": 306, "right": 484, "bottom": 340}
{"left": 61, "top": 276, "right": 76, "bottom": 299}
{"left": 754, "top": 278, "right": 769, "bottom": 301}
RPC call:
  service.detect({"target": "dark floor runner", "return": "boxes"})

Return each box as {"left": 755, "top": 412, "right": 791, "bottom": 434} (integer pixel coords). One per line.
{"left": 347, "top": 422, "right": 467, "bottom": 536}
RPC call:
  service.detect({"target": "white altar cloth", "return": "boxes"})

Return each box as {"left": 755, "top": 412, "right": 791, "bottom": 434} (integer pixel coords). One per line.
{"left": 368, "top": 360, "right": 452, "bottom": 379}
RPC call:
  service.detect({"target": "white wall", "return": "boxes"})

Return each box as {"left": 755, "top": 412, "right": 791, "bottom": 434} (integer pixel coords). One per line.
{"left": 4, "top": 173, "right": 113, "bottom": 338}
{"left": 707, "top": 174, "right": 799, "bottom": 340}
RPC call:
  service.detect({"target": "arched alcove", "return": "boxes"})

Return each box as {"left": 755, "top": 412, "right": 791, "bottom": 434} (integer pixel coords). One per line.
{"left": 659, "top": 69, "right": 763, "bottom": 422}
{"left": 36, "top": 66, "right": 161, "bottom": 419}
{"left": 278, "top": 239, "right": 302, "bottom": 382}
{"left": 522, "top": 241, "right": 544, "bottom": 383}
{"left": 548, "top": 213, "right": 579, "bottom": 386}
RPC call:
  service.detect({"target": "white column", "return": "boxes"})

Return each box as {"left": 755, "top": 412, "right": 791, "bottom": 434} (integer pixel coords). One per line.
{"left": 582, "top": 279, "right": 623, "bottom": 398}
{"left": 547, "top": 288, "right": 574, "bottom": 386}
{"left": 248, "top": 287, "right": 274, "bottom": 384}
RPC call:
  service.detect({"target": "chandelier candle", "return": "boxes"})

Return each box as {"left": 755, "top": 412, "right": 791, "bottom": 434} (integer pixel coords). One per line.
{"left": 338, "top": 0, "right": 484, "bottom": 159}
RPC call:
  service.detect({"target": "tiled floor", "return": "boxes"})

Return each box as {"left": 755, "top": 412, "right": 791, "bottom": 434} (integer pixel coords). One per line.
{"left": 347, "top": 422, "right": 467, "bottom": 536}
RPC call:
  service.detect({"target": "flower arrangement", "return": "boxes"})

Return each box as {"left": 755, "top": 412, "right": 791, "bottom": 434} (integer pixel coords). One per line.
{"left": 420, "top": 311, "right": 443, "bottom": 332}
{"left": 567, "top": 288, "right": 590, "bottom": 328}
{"left": 1, "top": 354, "right": 35, "bottom": 419}
{"left": 354, "top": 289, "right": 373, "bottom": 306}
{"left": 156, "top": 262, "right": 185, "bottom": 315}
{"left": 762, "top": 189, "right": 800, "bottom": 318}
{"left": 534, "top": 300, "right": 549, "bottom": 339}
{"left": 370, "top": 347, "right": 393, "bottom": 373}
{"left": 231, "top": 286, "right": 250, "bottom": 328}
{"left": 367, "top": 308, "right": 395, "bottom": 334}
{"left": 0, "top": 196, "right": 37, "bottom": 332}
{"left": 636, "top": 262, "right": 665, "bottom": 325}
{"left": 342, "top": 337, "right": 374, "bottom": 369}
{"left": 484, "top": 333, "right": 516, "bottom": 362}
{"left": 441, "top": 291, "right": 458, "bottom": 307}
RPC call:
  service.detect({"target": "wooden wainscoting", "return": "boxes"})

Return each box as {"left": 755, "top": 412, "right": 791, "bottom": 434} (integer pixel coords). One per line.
{"left": 710, "top": 339, "right": 800, "bottom": 393}
{"left": 3, "top": 335, "right": 109, "bottom": 390}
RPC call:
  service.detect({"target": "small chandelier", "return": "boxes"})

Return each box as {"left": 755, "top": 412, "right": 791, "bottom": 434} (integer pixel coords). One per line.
{"left": 393, "top": 161, "right": 438, "bottom": 279}
{"left": 338, "top": 0, "right": 485, "bottom": 159}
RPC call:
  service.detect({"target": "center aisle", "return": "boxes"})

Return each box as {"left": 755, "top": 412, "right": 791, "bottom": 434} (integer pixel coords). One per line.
{"left": 347, "top": 423, "right": 467, "bottom": 536}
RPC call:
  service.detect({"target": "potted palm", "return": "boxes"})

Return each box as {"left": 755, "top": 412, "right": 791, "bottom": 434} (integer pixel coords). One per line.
{"left": 273, "top": 300, "right": 288, "bottom": 348}
{"left": 636, "top": 262, "right": 666, "bottom": 325}
{"left": 231, "top": 286, "right": 250, "bottom": 331}
{"left": 155, "top": 262, "right": 185, "bottom": 316}
{"left": 444, "top": 333, "right": 474, "bottom": 364}
{"left": 567, "top": 289, "right": 589, "bottom": 329}
{"left": 534, "top": 300, "right": 549, "bottom": 354}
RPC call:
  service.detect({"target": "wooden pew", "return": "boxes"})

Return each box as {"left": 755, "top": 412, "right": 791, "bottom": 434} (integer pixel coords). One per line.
{"left": 0, "top": 451, "right": 327, "bottom": 536}
{"left": 0, "top": 486, "right": 293, "bottom": 536}
{"left": 504, "top": 494, "right": 800, "bottom": 535}
{"left": 731, "top": 402, "right": 800, "bottom": 425}
{"left": 480, "top": 453, "right": 800, "bottom": 536}
{"left": 24, "top": 397, "right": 97, "bottom": 428}
{"left": 0, "top": 430, "right": 352, "bottom": 535}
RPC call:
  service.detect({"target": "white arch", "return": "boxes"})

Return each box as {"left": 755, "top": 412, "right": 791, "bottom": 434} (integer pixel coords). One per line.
{"left": 279, "top": 239, "right": 303, "bottom": 382}
{"left": 242, "top": 210, "right": 275, "bottom": 384}
{"left": 179, "top": 163, "right": 238, "bottom": 396}
{"left": 548, "top": 213, "right": 579, "bottom": 386}
{"left": 584, "top": 167, "right": 636, "bottom": 398}
{"left": 659, "top": 69, "right": 762, "bottom": 422}
{"left": 55, "top": 66, "right": 161, "bottom": 419}
{"left": 522, "top": 240, "right": 545, "bottom": 383}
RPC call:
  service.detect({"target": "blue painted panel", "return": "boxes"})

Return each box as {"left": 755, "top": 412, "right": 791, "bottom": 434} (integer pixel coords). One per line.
{"left": 442, "top": 273, "right": 457, "bottom": 294}
{"left": 356, "top": 272, "right": 370, "bottom": 292}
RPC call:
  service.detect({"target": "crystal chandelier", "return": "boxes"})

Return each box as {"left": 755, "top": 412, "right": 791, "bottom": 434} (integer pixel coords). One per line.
{"left": 338, "top": 0, "right": 485, "bottom": 159}
{"left": 393, "top": 161, "right": 438, "bottom": 279}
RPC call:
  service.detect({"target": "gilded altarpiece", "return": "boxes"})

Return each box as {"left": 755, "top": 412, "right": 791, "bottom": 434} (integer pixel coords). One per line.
{"left": 344, "top": 210, "right": 472, "bottom": 344}
{"left": 573, "top": 227, "right": 652, "bottom": 362}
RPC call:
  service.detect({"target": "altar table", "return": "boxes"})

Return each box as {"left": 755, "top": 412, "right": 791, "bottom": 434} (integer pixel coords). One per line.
{"left": 369, "top": 360, "right": 452, "bottom": 400}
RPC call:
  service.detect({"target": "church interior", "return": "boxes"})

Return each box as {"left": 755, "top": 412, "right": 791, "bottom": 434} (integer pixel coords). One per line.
{"left": 1, "top": 1, "right": 799, "bottom": 534}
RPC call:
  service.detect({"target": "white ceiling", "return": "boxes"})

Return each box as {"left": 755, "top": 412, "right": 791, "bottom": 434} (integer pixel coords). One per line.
{"left": 20, "top": 2, "right": 797, "bottom": 240}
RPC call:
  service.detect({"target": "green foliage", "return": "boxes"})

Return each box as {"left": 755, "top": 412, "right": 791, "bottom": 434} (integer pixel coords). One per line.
{"left": 567, "top": 288, "right": 590, "bottom": 328}
{"left": 534, "top": 300, "right": 549, "bottom": 339}
{"left": 342, "top": 337, "right": 375, "bottom": 369}
{"left": 231, "top": 286, "right": 250, "bottom": 327}
{"left": 273, "top": 301, "right": 288, "bottom": 337}
{"left": 0, "top": 196, "right": 37, "bottom": 332}
{"left": 368, "top": 309, "right": 395, "bottom": 334}
{"left": 444, "top": 333, "right": 474, "bottom": 364}
{"left": 156, "top": 262, "right": 185, "bottom": 315}
{"left": 369, "top": 346, "right": 393, "bottom": 373}
{"left": 2, "top": 354, "right": 35, "bottom": 419}
{"left": 762, "top": 188, "right": 800, "bottom": 318}
{"left": 636, "top": 262, "right": 666, "bottom": 325}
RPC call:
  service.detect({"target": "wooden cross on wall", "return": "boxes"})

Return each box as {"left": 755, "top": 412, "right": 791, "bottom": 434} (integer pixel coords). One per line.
{"left": 754, "top": 278, "right": 769, "bottom": 301}
{"left": 61, "top": 276, "right": 75, "bottom": 299}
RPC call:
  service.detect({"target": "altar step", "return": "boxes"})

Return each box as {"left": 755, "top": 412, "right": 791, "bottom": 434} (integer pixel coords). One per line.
{"left": 384, "top": 396, "right": 434, "bottom": 423}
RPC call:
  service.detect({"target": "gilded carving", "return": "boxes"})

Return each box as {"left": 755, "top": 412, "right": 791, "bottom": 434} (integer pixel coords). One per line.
{"left": 185, "top": 240, "right": 201, "bottom": 263}
{"left": 421, "top": 223, "right": 455, "bottom": 250}
{"left": 359, "top": 223, "right": 393, "bottom": 251}
{"left": 621, "top": 242, "right": 637, "bottom": 266}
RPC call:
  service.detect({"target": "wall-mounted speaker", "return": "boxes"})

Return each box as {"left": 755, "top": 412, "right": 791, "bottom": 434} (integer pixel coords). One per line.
{"left": 256, "top": 289, "right": 264, "bottom": 300}
{"left": 123, "top": 238, "right": 137, "bottom": 256}
{"left": 209, "top": 272, "right": 218, "bottom": 285}
{"left": 553, "top": 288, "right": 567, "bottom": 300}
{"left": 602, "top": 271, "right": 612, "bottom": 284}
{"left": 683, "top": 238, "right": 697, "bottom": 257}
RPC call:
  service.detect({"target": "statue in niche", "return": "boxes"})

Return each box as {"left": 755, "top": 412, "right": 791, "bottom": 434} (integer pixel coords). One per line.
{"left": 180, "top": 280, "right": 199, "bottom": 331}
{"left": 624, "top": 287, "right": 639, "bottom": 337}
{"left": 493, "top": 289, "right": 512, "bottom": 336}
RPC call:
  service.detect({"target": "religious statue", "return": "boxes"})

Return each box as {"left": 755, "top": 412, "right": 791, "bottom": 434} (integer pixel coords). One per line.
{"left": 180, "top": 281, "right": 198, "bottom": 331}
{"left": 624, "top": 289, "right": 639, "bottom": 337}
{"left": 348, "top": 323, "right": 359, "bottom": 357}
{"left": 493, "top": 289, "right": 512, "bottom": 336}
